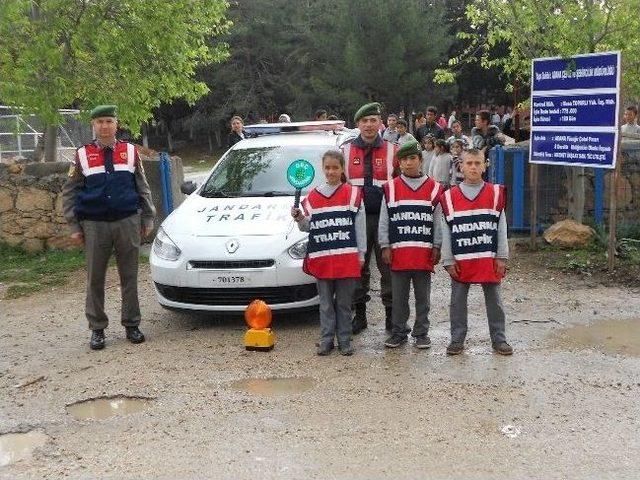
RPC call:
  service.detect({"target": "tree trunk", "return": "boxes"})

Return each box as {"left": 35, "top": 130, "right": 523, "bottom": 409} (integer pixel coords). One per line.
{"left": 166, "top": 130, "right": 173, "bottom": 152}
{"left": 43, "top": 125, "right": 58, "bottom": 162}
{"left": 142, "top": 123, "right": 149, "bottom": 148}
{"left": 207, "top": 134, "right": 213, "bottom": 153}
{"left": 215, "top": 128, "right": 222, "bottom": 149}
{"left": 566, "top": 167, "right": 585, "bottom": 223}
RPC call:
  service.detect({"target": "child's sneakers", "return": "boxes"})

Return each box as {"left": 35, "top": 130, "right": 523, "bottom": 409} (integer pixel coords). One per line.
{"left": 384, "top": 334, "right": 407, "bottom": 348}
{"left": 492, "top": 341, "right": 513, "bottom": 355}
{"left": 414, "top": 335, "right": 432, "bottom": 349}
{"left": 446, "top": 341, "right": 465, "bottom": 355}
{"left": 317, "top": 342, "right": 334, "bottom": 356}
{"left": 338, "top": 343, "right": 354, "bottom": 356}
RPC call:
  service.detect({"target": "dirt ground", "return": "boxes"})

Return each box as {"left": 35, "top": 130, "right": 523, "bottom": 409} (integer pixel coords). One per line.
{"left": 1, "top": 253, "right": 640, "bottom": 479}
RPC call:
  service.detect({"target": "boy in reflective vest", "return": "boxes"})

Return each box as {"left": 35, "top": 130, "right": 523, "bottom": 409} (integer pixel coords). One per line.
{"left": 378, "top": 140, "right": 444, "bottom": 349}
{"left": 292, "top": 150, "right": 366, "bottom": 356}
{"left": 441, "top": 149, "right": 513, "bottom": 355}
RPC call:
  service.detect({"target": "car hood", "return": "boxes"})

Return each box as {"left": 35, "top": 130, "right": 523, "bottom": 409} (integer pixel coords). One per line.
{"left": 162, "top": 194, "right": 299, "bottom": 237}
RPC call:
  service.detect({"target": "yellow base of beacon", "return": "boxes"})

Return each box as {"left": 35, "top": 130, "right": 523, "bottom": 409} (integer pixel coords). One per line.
{"left": 244, "top": 328, "right": 276, "bottom": 351}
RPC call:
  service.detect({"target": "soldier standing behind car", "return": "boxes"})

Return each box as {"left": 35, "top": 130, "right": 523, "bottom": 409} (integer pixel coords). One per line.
{"left": 62, "top": 105, "right": 156, "bottom": 350}
{"left": 341, "top": 102, "right": 399, "bottom": 333}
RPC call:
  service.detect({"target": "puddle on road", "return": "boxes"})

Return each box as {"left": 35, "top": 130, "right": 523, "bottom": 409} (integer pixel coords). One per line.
{"left": 231, "top": 377, "right": 316, "bottom": 396}
{"left": 0, "top": 430, "right": 49, "bottom": 467}
{"left": 554, "top": 318, "right": 640, "bottom": 357}
{"left": 67, "top": 396, "right": 153, "bottom": 420}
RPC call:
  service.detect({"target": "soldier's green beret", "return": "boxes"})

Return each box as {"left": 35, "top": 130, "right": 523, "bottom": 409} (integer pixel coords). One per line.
{"left": 90, "top": 105, "right": 117, "bottom": 119}
{"left": 396, "top": 140, "right": 422, "bottom": 160}
{"left": 354, "top": 102, "right": 382, "bottom": 123}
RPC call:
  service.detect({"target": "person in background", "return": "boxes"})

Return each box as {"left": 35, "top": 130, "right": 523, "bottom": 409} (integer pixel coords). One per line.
{"left": 502, "top": 107, "right": 512, "bottom": 127}
{"left": 448, "top": 110, "right": 457, "bottom": 131}
{"left": 437, "top": 113, "right": 448, "bottom": 132}
{"left": 421, "top": 135, "right": 436, "bottom": 175}
{"left": 414, "top": 112, "right": 426, "bottom": 133}
{"left": 446, "top": 120, "right": 470, "bottom": 148}
{"left": 292, "top": 150, "right": 366, "bottom": 356}
{"left": 490, "top": 106, "right": 501, "bottom": 127}
{"left": 428, "top": 139, "right": 453, "bottom": 189}
{"left": 449, "top": 139, "right": 465, "bottom": 186}
{"left": 227, "top": 115, "right": 246, "bottom": 148}
{"left": 278, "top": 113, "right": 291, "bottom": 123}
{"left": 472, "top": 110, "right": 504, "bottom": 151}
{"left": 621, "top": 105, "right": 640, "bottom": 135}
{"left": 395, "top": 119, "right": 417, "bottom": 145}
{"left": 315, "top": 109, "right": 328, "bottom": 121}
{"left": 441, "top": 148, "right": 512, "bottom": 356}
{"left": 382, "top": 114, "right": 399, "bottom": 143}
{"left": 416, "top": 106, "right": 445, "bottom": 143}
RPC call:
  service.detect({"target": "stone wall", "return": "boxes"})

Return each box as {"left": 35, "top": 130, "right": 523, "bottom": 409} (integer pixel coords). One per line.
{"left": 0, "top": 155, "right": 184, "bottom": 252}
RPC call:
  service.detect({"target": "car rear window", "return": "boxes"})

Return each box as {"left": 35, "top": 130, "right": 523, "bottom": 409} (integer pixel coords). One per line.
{"left": 200, "top": 145, "right": 331, "bottom": 197}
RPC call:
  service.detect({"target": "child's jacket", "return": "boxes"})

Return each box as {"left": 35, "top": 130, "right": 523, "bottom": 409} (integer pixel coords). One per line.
{"left": 382, "top": 176, "right": 444, "bottom": 272}
{"left": 302, "top": 183, "right": 363, "bottom": 279}
{"left": 442, "top": 182, "right": 505, "bottom": 283}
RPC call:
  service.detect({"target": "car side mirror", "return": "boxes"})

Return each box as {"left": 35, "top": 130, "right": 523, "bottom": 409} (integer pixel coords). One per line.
{"left": 180, "top": 181, "right": 197, "bottom": 195}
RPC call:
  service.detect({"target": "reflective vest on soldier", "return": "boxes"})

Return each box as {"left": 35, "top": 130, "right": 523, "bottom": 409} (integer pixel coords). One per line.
{"left": 301, "top": 184, "right": 362, "bottom": 279}
{"left": 342, "top": 140, "right": 397, "bottom": 187}
{"left": 442, "top": 183, "right": 506, "bottom": 283}
{"left": 383, "top": 176, "right": 443, "bottom": 272}
{"left": 74, "top": 141, "right": 140, "bottom": 221}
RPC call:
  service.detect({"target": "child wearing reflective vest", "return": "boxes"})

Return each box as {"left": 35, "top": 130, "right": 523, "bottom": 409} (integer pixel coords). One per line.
{"left": 441, "top": 148, "right": 513, "bottom": 355}
{"left": 378, "top": 140, "right": 444, "bottom": 349}
{"left": 292, "top": 150, "right": 366, "bottom": 356}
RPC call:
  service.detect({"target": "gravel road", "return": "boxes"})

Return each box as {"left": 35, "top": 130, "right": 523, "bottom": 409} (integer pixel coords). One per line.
{"left": 1, "top": 257, "right": 639, "bottom": 479}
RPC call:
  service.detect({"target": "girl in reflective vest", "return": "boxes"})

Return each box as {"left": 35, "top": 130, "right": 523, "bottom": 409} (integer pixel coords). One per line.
{"left": 441, "top": 149, "right": 513, "bottom": 356}
{"left": 291, "top": 150, "right": 366, "bottom": 356}
{"left": 378, "top": 140, "right": 444, "bottom": 349}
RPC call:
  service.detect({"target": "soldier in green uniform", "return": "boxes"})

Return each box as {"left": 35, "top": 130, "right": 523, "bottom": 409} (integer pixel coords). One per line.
{"left": 61, "top": 105, "right": 156, "bottom": 350}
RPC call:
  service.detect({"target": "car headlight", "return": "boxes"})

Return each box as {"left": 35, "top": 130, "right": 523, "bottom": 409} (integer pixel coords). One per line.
{"left": 153, "top": 227, "right": 182, "bottom": 261}
{"left": 288, "top": 238, "right": 308, "bottom": 259}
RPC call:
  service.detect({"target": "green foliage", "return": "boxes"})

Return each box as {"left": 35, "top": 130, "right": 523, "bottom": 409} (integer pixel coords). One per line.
{"left": 0, "top": 242, "right": 85, "bottom": 298}
{"left": 0, "top": 0, "right": 231, "bottom": 133}
{"left": 435, "top": 0, "right": 640, "bottom": 99}
{"left": 192, "top": 0, "right": 457, "bottom": 127}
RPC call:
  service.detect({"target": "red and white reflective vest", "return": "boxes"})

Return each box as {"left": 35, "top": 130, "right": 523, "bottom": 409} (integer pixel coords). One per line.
{"left": 76, "top": 142, "right": 136, "bottom": 177}
{"left": 441, "top": 183, "right": 506, "bottom": 283}
{"left": 74, "top": 141, "right": 139, "bottom": 221}
{"left": 342, "top": 140, "right": 398, "bottom": 187}
{"left": 383, "top": 176, "right": 443, "bottom": 272}
{"left": 301, "top": 183, "right": 362, "bottom": 279}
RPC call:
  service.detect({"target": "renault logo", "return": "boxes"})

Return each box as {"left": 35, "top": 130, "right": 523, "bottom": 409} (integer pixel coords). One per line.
{"left": 226, "top": 239, "right": 239, "bottom": 254}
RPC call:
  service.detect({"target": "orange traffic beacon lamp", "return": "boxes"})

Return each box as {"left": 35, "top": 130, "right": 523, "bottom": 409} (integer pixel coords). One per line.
{"left": 244, "top": 299, "right": 276, "bottom": 351}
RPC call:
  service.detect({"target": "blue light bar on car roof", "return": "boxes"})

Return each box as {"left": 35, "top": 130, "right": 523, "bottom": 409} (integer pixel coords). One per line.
{"left": 244, "top": 120, "right": 345, "bottom": 136}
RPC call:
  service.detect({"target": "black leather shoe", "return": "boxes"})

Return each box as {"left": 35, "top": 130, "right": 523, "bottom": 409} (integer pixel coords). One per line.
{"left": 90, "top": 329, "right": 105, "bottom": 350}
{"left": 385, "top": 306, "right": 393, "bottom": 331}
{"left": 125, "top": 326, "right": 145, "bottom": 344}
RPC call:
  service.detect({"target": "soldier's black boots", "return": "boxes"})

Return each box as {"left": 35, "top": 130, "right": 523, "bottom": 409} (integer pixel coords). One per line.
{"left": 90, "top": 329, "right": 105, "bottom": 350}
{"left": 352, "top": 303, "right": 367, "bottom": 334}
{"left": 385, "top": 306, "right": 393, "bottom": 331}
{"left": 125, "top": 326, "right": 145, "bottom": 344}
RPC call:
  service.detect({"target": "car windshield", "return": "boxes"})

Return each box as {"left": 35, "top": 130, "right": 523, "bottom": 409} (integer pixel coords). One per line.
{"left": 200, "top": 145, "right": 330, "bottom": 197}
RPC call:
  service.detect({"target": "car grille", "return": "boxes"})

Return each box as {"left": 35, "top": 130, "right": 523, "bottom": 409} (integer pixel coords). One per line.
{"left": 155, "top": 283, "right": 318, "bottom": 306}
{"left": 188, "top": 259, "right": 275, "bottom": 269}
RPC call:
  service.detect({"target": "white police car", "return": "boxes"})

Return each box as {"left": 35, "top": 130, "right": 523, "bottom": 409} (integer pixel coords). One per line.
{"left": 150, "top": 121, "right": 356, "bottom": 312}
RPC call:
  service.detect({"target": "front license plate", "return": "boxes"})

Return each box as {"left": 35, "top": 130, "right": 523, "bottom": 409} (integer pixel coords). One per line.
{"left": 200, "top": 271, "right": 259, "bottom": 287}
